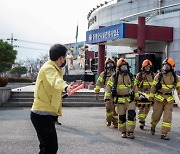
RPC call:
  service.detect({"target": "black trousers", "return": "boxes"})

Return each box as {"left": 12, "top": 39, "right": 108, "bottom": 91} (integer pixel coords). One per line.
{"left": 30, "top": 112, "right": 58, "bottom": 154}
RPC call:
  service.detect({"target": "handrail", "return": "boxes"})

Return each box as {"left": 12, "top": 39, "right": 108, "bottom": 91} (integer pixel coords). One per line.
{"left": 119, "top": 3, "right": 180, "bottom": 21}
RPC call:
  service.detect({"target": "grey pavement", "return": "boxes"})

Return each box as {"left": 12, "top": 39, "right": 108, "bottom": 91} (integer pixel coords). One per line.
{"left": 0, "top": 107, "right": 180, "bottom": 154}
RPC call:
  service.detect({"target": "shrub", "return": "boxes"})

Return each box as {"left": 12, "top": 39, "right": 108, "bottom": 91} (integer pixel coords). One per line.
{"left": 8, "top": 78, "right": 33, "bottom": 83}
{"left": 0, "top": 77, "right": 8, "bottom": 87}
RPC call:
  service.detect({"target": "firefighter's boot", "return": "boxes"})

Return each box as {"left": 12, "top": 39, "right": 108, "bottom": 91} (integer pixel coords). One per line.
{"left": 161, "top": 134, "right": 170, "bottom": 140}
{"left": 151, "top": 125, "right": 155, "bottom": 135}
{"left": 55, "top": 121, "right": 62, "bottom": 125}
{"left": 127, "top": 132, "right": 135, "bottom": 139}
{"left": 107, "top": 122, "right": 111, "bottom": 127}
{"left": 112, "top": 118, "right": 118, "bottom": 128}
{"left": 121, "top": 132, "right": 127, "bottom": 138}
{"left": 139, "top": 123, "right": 145, "bottom": 130}
{"left": 113, "top": 123, "right": 118, "bottom": 128}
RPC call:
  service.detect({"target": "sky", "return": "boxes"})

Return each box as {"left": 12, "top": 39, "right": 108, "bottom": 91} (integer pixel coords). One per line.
{"left": 0, "top": 0, "right": 116, "bottom": 61}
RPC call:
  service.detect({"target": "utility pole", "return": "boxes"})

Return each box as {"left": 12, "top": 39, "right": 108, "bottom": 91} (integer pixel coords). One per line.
{"left": 7, "top": 33, "right": 17, "bottom": 46}
{"left": 75, "top": 24, "right": 78, "bottom": 55}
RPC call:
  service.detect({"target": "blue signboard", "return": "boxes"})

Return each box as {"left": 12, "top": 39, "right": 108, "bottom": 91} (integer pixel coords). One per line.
{"left": 86, "top": 23, "right": 125, "bottom": 44}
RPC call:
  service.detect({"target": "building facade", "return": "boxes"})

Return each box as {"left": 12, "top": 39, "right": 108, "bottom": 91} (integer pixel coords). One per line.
{"left": 87, "top": 0, "right": 180, "bottom": 74}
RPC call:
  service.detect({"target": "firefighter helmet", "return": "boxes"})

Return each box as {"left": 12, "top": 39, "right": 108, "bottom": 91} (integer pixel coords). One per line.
{"left": 105, "top": 58, "right": 115, "bottom": 65}
{"left": 117, "top": 58, "right": 129, "bottom": 68}
{"left": 142, "top": 59, "right": 152, "bottom": 68}
{"left": 105, "top": 58, "right": 116, "bottom": 68}
{"left": 162, "top": 58, "right": 175, "bottom": 70}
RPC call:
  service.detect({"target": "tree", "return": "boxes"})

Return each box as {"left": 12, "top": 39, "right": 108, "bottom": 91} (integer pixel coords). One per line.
{"left": 0, "top": 40, "right": 17, "bottom": 73}
{"left": 10, "top": 66, "right": 27, "bottom": 78}
{"left": 23, "top": 54, "right": 48, "bottom": 80}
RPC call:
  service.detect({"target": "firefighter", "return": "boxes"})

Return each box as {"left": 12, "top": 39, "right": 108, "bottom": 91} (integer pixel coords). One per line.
{"left": 95, "top": 58, "right": 118, "bottom": 128}
{"left": 149, "top": 58, "right": 180, "bottom": 140}
{"left": 104, "top": 58, "right": 136, "bottom": 139}
{"left": 134, "top": 59, "right": 154, "bottom": 130}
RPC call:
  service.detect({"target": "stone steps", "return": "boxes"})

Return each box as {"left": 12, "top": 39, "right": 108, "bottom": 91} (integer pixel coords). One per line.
{"left": 2, "top": 101, "right": 105, "bottom": 107}
{"left": 5, "top": 91, "right": 179, "bottom": 107}
{"left": 5, "top": 91, "right": 104, "bottom": 107}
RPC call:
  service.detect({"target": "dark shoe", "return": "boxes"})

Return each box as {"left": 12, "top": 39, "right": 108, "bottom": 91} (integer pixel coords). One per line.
{"left": 113, "top": 123, "right": 118, "bottom": 128}
{"left": 107, "top": 122, "right": 111, "bottom": 127}
{"left": 161, "top": 134, "right": 170, "bottom": 140}
{"left": 112, "top": 119, "right": 118, "bottom": 128}
{"left": 127, "top": 132, "right": 135, "bottom": 139}
{"left": 121, "top": 133, "right": 127, "bottom": 138}
{"left": 151, "top": 126, "right": 155, "bottom": 135}
{"left": 140, "top": 124, "right": 145, "bottom": 130}
{"left": 55, "top": 121, "right": 61, "bottom": 125}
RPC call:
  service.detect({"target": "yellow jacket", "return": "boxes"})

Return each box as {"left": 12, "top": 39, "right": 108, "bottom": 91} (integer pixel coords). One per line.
{"left": 134, "top": 71, "right": 154, "bottom": 100}
{"left": 149, "top": 72, "right": 180, "bottom": 103}
{"left": 31, "top": 60, "right": 68, "bottom": 116}
{"left": 104, "top": 73, "right": 135, "bottom": 104}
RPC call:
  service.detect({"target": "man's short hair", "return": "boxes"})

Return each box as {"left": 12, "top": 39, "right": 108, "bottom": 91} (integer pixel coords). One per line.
{"left": 49, "top": 44, "right": 67, "bottom": 61}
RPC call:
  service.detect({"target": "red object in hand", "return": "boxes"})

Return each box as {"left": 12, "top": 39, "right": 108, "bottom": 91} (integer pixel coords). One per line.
{"left": 62, "top": 83, "right": 84, "bottom": 98}
{"left": 68, "top": 83, "right": 84, "bottom": 96}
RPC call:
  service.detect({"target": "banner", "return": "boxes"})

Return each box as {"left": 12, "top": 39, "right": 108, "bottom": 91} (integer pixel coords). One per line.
{"left": 86, "top": 23, "right": 125, "bottom": 44}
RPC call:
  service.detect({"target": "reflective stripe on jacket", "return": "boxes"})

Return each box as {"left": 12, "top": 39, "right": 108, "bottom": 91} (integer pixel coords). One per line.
{"left": 104, "top": 73, "right": 135, "bottom": 103}
{"left": 134, "top": 72, "right": 154, "bottom": 100}
{"left": 95, "top": 70, "right": 115, "bottom": 93}
{"left": 150, "top": 72, "right": 180, "bottom": 103}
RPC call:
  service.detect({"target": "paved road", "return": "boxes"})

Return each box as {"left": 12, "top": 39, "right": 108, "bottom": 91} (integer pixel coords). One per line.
{"left": 0, "top": 107, "right": 180, "bottom": 154}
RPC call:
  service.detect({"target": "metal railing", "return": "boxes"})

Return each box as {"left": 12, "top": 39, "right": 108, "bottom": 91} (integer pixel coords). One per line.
{"left": 119, "top": 3, "right": 180, "bottom": 22}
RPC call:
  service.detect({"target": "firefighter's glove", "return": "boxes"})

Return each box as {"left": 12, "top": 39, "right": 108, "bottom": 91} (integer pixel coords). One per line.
{"left": 149, "top": 97, "right": 154, "bottom": 102}
{"left": 143, "top": 98, "right": 149, "bottom": 102}
{"left": 130, "top": 91, "right": 135, "bottom": 102}
{"left": 139, "top": 94, "right": 148, "bottom": 102}
{"left": 105, "top": 99, "right": 110, "bottom": 104}
{"left": 151, "top": 101, "right": 154, "bottom": 106}
{"left": 111, "top": 86, "right": 117, "bottom": 97}
{"left": 156, "top": 82, "right": 162, "bottom": 90}
{"left": 95, "top": 93, "right": 99, "bottom": 100}
{"left": 139, "top": 94, "right": 145, "bottom": 100}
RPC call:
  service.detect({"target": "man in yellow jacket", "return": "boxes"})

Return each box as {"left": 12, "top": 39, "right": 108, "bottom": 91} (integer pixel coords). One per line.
{"left": 30, "top": 44, "right": 72, "bottom": 154}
